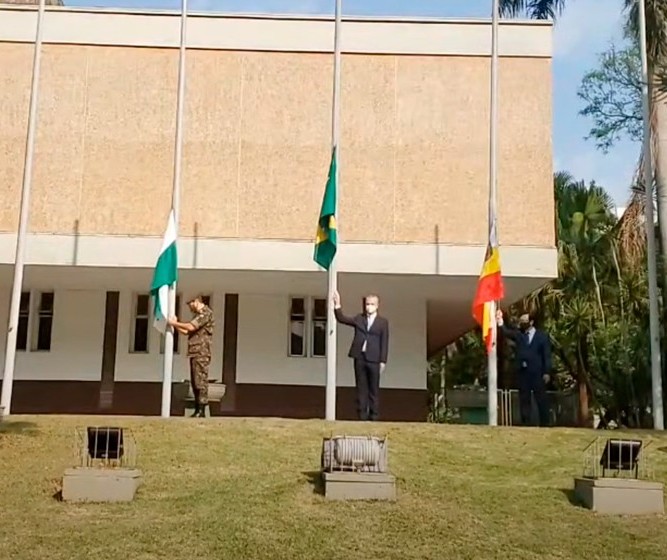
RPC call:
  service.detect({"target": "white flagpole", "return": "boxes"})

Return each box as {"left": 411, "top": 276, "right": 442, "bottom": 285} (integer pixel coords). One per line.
{"left": 161, "top": 0, "right": 188, "bottom": 418}
{"left": 638, "top": 0, "right": 664, "bottom": 430}
{"left": 1, "top": 0, "right": 46, "bottom": 418}
{"left": 487, "top": 0, "right": 500, "bottom": 427}
{"left": 325, "top": 0, "right": 342, "bottom": 421}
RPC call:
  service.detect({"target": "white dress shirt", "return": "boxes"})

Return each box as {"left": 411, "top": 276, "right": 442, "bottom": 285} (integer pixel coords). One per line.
{"left": 362, "top": 312, "right": 376, "bottom": 352}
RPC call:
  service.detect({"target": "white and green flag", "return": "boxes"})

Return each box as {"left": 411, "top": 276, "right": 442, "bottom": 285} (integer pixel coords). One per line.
{"left": 150, "top": 210, "right": 178, "bottom": 333}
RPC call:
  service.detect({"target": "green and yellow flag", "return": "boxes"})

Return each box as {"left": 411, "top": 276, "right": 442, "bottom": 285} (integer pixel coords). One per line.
{"left": 314, "top": 148, "right": 338, "bottom": 270}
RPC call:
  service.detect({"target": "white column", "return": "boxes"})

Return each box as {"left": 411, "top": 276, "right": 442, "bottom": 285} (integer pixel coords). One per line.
{"left": 638, "top": 0, "right": 664, "bottom": 430}
{"left": 1, "top": 0, "right": 46, "bottom": 417}
{"left": 325, "top": 0, "right": 343, "bottom": 422}
{"left": 161, "top": 0, "right": 188, "bottom": 418}
{"left": 486, "top": 0, "right": 500, "bottom": 427}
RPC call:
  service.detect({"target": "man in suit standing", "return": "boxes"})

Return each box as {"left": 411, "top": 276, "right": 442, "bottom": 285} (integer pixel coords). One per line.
{"left": 333, "top": 290, "right": 389, "bottom": 421}
{"left": 496, "top": 310, "right": 552, "bottom": 427}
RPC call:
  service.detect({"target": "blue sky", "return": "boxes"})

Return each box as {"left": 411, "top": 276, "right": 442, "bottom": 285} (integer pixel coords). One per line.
{"left": 67, "top": 0, "right": 636, "bottom": 207}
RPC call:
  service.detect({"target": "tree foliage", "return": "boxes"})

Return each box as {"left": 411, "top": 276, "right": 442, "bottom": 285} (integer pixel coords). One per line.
{"left": 578, "top": 42, "right": 642, "bottom": 152}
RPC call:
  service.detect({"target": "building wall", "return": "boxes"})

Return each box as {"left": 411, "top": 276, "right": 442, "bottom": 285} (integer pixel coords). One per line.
{"left": 0, "top": 10, "right": 554, "bottom": 248}
{"left": 0, "top": 289, "right": 105, "bottom": 380}
{"left": 0, "top": 287, "right": 426, "bottom": 389}
{"left": 236, "top": 293, "right": 425, "bottom": 389}
{"left": 113, "top": 290, "right": 226, "bottom": 384}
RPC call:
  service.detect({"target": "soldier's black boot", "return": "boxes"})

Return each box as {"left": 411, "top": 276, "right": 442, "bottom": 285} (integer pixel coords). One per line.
{"left": 197, "top": 404, "right": 209, "bottom": 418}
{"left": 190, "top": 403, "right": 200, "bottom": 417}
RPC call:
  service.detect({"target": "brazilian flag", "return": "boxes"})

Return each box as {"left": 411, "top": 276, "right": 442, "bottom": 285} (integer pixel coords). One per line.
{"left": 313, "top": 148, "right": 338, "bottom": 270}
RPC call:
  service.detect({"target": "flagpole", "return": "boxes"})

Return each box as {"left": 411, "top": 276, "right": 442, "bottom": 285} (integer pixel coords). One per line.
{"left": 161, "top": 0, "right": 188, "bottom": 418}
{"left": 1, "top": 0, "right": 46, "bottom": 418}
{"left": 325, "top": 0, "right": 342, "bottom": 421}
{"left": 487, "top": 0, "right": 500, "bottom": 427}
{"left": 638, "top": 0, "right": 664, "bottom": 430}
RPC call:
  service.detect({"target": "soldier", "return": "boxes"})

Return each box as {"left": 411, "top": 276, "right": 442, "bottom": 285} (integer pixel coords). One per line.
{"left": 168, "top": 295, "right": 215, "bottom": 418}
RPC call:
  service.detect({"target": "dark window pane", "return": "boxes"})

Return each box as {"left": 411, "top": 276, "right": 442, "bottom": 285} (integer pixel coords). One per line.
{"left": 290, "top": 320, "right": 305, "bottom": 356}
{"left": 134, "top": 318, "right": 148, "bottom": 352}
{"left": 19, "top": 292, "right": 30, "bottom": 313}
{"left": 290, "top": 298, "right": 305, "bottom": 317}
{"left": 37, "top": 316, "right": 52, "bottom": 351}
{"left": 40, "top": 292, "right": 54, "bottom": 312}
{"left": 16, "top": 316, "right": 28, "bottom": 351}
{"left": 313, "top": 299, "right": 327, "bottom": 319}
{"left": 136, "top": 295, "right": 149, "bottom": 316}
{"left": 313, "top": 321, "right": 326, "bottom": 357}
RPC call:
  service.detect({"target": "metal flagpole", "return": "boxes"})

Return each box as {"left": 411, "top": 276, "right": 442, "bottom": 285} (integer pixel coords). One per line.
{"left": 638, "top": 0, "right": 664, "bottom": 430}
{"left": 325, "top": 0, "right": 342, "bottom": 421}
{"left": 161, "top": 0, "right": 188, "bottom": 418}
{"left": 487, "top": 0, "right": 500, "bottom": 427}
{"left": 1, "top": 0, "right": 46, "bottom": 418}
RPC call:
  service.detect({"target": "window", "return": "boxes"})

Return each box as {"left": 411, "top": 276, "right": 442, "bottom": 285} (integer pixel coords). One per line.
{"left": 288, "top": 297, "right": 328, "bottom": 358}
{"left": 16, "top": 292, "right": 30, "bottom": 351}
{"left": 289, "top": 298, "right": 306, "bottom": 357}
{"left": 311, "top": 298, "right": 327, "bottom": 357}
{"left": 160, "top": 294, "right": 181, "bottom": 354}
{"left": 34, "top": 292, "right": 54, "bottom": 351}
{"left": 131, "top": 294, "right": 150, "bottom": 353}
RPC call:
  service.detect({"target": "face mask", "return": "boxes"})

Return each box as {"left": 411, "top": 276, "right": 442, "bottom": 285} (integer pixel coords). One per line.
{"left": 365, "top": 304, "right": 377, "bottom": 315}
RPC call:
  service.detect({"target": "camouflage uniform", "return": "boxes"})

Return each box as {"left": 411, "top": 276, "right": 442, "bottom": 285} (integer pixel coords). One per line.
{"left": 188, "top": 305, "right": 214, "bottom": 407}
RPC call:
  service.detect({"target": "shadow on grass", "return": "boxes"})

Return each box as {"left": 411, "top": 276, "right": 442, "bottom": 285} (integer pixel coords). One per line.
{"left": 0, "top": 420, "right": 38, "bottom": 436}
{"left": 560, "top": 488, "right": 586, "bottom": 509}
{"left": 302, "top": 470, "right": 324, "bottom": 496}
{"left": 656, "top": 446, "right": 667, "bottom": 454}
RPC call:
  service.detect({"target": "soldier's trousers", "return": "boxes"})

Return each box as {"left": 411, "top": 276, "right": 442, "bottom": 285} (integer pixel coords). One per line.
{"left": 189, "top": 356, "right": 211, "bottom": 406}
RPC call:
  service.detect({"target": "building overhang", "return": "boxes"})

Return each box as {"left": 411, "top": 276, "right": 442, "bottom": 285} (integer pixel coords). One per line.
{"left": 0, "top": 6, "right": 552, "bottom": 58}
{"left": 0, "top": 233, "right": 557, "bottom": 279}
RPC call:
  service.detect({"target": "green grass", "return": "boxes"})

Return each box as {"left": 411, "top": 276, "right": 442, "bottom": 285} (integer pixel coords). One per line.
{"left": 2, "top": 416, "right": 667, "bottom": 560}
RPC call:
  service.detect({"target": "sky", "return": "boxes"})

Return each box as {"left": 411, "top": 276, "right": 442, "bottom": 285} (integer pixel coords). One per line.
{"left": 66, "top": 0, "right": 637, "bottom": 207}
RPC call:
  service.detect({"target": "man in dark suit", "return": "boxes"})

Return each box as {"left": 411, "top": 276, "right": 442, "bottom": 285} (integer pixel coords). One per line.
{"left": 496, "top": 310, "right": 552, "bottom": 427}
{"left": 333, "top": 290, "right": 389, "bottom": 421}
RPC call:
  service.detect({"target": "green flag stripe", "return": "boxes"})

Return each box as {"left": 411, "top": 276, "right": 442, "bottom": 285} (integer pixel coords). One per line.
{"left": 314, "top": 148, "right": 338, "bottom": 270}
{"left": 150, "top": 241, "right": 178, "bottom": 294}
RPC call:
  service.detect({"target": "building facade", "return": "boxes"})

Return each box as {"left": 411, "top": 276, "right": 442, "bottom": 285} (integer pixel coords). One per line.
{"left": 0, "top": 6, "right": 557, "bottom": 420}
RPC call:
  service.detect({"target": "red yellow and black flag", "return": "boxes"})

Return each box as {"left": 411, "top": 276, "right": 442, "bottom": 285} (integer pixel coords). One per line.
{"left": 472, "top": 221, "right": 504, "bottom": 353}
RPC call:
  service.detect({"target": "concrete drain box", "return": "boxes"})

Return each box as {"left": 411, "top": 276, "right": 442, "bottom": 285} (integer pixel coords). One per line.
{"left": 62, "top": 426, "right": 142, "bottom": 503}
{"left": 573, "top": 437, "right": 664, "bottom": 515}
{"left": 321, "top": 435, "right": 396, "bottom": 501}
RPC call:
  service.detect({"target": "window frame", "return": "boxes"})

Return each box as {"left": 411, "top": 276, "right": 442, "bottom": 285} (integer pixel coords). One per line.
{"left": 287, "top": 296, "right": 328, "bottom": 358}
{"left": 288, "top": 296, "right": 307, "bottom": 358}
{"left": 129, "top": 293, "right": 151, "bottom": 354}
{"left": 310, "top": 297, "right": 327, "bottom": 359}
{"left": 16, "top": 291, "right": 31, "bottom": 352}
{"left": 31, "top": 291, "right": 55, "bottom": 352}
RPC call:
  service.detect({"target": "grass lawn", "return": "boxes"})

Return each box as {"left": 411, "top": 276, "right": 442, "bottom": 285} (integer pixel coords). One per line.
{"left": 2, "top": 416, "right": 667, "bottom": 560}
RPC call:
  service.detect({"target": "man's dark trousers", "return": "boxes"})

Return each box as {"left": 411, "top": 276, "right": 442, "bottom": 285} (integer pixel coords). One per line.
{"left": 518, "top": 374, "right": 550, "bottom": 427}
{"left": 354, "top": 354, "right": 380, "bottom": 421}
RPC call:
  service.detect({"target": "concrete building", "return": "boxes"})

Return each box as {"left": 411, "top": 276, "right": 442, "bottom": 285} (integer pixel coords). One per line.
{"left": 0, "top": 5, "right": 557, "bottom": 420}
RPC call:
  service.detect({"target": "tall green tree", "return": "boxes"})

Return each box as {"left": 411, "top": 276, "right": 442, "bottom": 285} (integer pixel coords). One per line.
{"left": 578, "top": 41, "right": 642, "bottom": 152}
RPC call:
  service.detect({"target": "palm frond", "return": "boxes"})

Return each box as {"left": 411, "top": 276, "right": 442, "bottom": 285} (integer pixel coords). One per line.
{"left": 499, "top": 0, "right": 566, "bottom": 19}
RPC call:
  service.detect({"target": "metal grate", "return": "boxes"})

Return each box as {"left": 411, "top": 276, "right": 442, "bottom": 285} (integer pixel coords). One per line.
{"left": 321, "top": 435, "right": 388, "bottom": 473}
{"left": 74, "top": 426, "right": 137, "bottom": 469}
{"left": 582, "top": 436, "right": 653, "bottom": 480}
